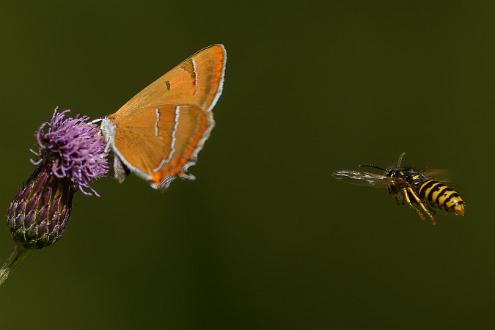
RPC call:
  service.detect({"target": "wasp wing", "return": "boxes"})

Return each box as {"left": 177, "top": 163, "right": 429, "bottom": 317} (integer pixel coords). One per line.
{"left": 421, "top": 168, "right": 451, "bottom": 182}
{"left": 333, "top": 170, "right": 404, "bottom": 188}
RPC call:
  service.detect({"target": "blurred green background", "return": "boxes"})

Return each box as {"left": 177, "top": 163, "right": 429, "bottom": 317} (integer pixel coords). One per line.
{"left": 0, "top": 0, "right": 493, "bottom": 329}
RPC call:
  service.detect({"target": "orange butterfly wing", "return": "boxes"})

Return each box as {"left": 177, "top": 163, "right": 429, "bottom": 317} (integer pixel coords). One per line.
{"left": 113, "top": 44, "right": 226, "bottom": 117}
{"left": 106, "top": 44, "right": 226, "bottom": 189}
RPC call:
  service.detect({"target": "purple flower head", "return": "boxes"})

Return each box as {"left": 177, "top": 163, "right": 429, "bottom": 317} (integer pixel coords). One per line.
{"left": 34, "top": 108, "right": 109, "bottom": 195}
{"left": 6, "top": 108, "right": 109, "bottom": 250}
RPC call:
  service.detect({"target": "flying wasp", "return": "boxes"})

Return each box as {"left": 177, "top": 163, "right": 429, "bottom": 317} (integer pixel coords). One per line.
{"left": 333, "top": 153, "right": 464, "bottom": 224}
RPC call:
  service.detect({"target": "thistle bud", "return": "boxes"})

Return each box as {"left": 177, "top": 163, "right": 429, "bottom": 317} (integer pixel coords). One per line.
{"left": 8, "top": 165, "right": 74, "bottom": 249}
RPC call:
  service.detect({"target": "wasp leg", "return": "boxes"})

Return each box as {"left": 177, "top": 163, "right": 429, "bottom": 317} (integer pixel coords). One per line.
{"left": 401, "top": 188, "right": 425, "bottom": 221}
{"left": 406, "top": 187, "right": 436, "bottom": 225}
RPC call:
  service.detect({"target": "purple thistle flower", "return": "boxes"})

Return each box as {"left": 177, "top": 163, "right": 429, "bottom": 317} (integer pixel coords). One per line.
{"left": 6, "top": 108, "right": 109, "bottom": 250}
{"left": 34, "top": 108, "right": 109, "bottom": 195}
{"left": 0, "top": 108, "right": 109, "bottom": 285}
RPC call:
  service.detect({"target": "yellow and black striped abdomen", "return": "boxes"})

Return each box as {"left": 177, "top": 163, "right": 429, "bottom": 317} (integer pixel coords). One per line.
{"left": 417, "top": 179, "right": 464, "bottom": 215}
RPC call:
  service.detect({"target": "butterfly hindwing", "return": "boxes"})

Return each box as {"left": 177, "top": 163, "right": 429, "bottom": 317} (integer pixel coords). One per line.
{"left": 112, "top": 105, "right": 213, "bottom": 188}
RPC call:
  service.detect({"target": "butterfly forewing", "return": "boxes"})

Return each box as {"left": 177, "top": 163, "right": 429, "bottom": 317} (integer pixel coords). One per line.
{"left": 114, "top": 44, "right": 226, "bottom": 118}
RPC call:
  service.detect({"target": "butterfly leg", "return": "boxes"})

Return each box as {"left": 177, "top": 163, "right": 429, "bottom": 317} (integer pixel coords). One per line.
{"left": 113, "top": 156, "right": 130, "bottom": 184}
{"left": 406, "top": 187, "right": 436, "bottom": 225}
{"left": 401, "top": 188, "right": 425, "bottom": 221}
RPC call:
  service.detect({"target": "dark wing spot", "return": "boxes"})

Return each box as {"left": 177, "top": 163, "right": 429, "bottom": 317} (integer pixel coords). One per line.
{"left": 165, "top": 80, "right": 171, "bottom": 90}
{"left": 179, "top": 59, "right": 197, "bottom": 86}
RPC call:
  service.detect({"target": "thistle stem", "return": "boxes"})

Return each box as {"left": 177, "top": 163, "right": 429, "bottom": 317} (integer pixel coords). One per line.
{"left": 0, "top": 245, "right": 27, "bottom": 287}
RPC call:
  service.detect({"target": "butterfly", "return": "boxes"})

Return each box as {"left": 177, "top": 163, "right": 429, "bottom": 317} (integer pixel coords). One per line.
{"left": 101, "top": 44, "right": 226, "bottom": 189}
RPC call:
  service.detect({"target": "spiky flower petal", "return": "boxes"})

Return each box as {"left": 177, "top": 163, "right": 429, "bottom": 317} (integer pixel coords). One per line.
{"left": 34, "top": 108, "right": 109, "bottom": 195}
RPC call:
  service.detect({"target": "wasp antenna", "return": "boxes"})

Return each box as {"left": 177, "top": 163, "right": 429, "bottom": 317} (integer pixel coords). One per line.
{"left": 358, "top": 163, "right": 386, "bottom": 172}
{"left": 397, "top": 152, "right": 406, "bottom": 167}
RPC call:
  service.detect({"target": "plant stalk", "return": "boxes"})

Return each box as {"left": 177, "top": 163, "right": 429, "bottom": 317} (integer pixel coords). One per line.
{"left": 0, "top": 245, "right": 27, "bottom": 287}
